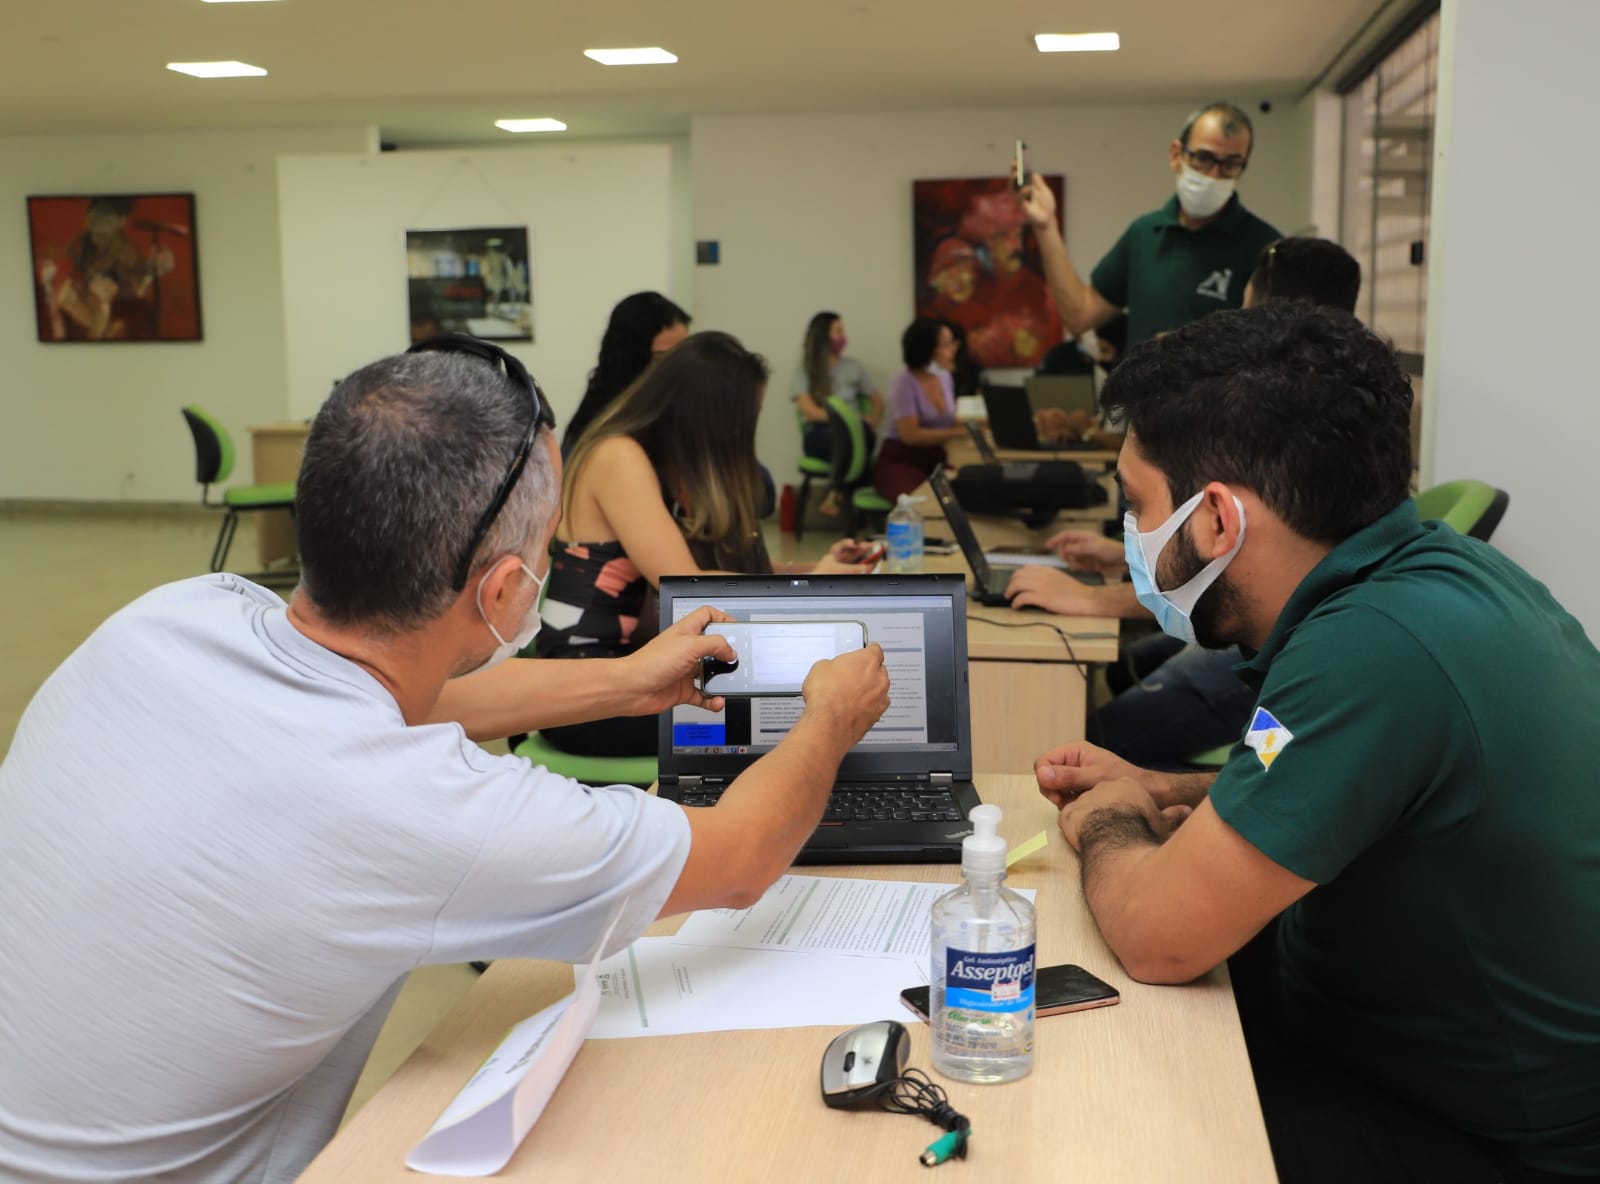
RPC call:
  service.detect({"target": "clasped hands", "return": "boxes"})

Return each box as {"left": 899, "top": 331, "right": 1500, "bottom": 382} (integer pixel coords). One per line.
{"left": 1035, "top": 740, "right": 1193, "bottom": 851}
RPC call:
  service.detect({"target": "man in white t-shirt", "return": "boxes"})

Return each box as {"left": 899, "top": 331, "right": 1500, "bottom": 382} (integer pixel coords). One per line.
{"left": 0, "top": 334, "right": 890, "bottom": 1183}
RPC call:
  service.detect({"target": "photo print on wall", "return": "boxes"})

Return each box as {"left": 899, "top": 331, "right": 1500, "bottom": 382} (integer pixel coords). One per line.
{"left": 406, "top": 227, "right": 532, "bottom": 343}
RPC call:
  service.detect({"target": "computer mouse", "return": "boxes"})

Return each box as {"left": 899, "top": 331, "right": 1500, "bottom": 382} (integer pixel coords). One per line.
{"left": 819, "top": 1020, "right": 910, "bottom": 1108}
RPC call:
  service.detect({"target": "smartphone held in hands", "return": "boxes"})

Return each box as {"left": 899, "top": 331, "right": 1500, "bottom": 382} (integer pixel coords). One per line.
{"left": 697, "top": 620, "right": 868, "bottom": 697}
{"left": 900, "top": 963, "right": 1119, "bottom": 1021}
{"left": 1013, "top": 139, "right": 1028, "bottom": 190}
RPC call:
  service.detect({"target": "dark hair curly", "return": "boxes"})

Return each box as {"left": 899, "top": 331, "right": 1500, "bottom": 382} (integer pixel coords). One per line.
{"left": 1101, "top": 302, "right": 1413, "bottom": 543}
{"left": 901, "top": 316, "right": 945, "bottom": 369}
{"left": 1248, "top": 237, "right": 1361, "bottom": 313}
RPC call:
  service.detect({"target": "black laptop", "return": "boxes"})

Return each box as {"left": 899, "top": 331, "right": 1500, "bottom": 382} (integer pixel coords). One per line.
{"left": 965, "top": 420, "right": 1000, "bottom": 464}
{"left": 980, "top": 383, "right": 1044, "bottom": 450}
{"left": 656, "top": 573, "right": 982, "bottom": 863}
{"left": 929, "top": 468, "right": 1102, "bottom": 606}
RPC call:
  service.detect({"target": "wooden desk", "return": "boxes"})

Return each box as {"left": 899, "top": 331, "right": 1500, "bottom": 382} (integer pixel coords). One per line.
{"left": 932, "top": 551, "right": 1118, "bottom": 775}
{"left": 946, "top": 434, "right": 1118, "bottom": 472}
{"left": 249, "top": 421, "right": 309, "bottom": 568}
{"left": 300, "top": 775, "right": 1274, "bottom": 1184}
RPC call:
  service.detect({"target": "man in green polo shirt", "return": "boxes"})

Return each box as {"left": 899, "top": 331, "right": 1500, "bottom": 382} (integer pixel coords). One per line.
{"left": 1034, "top": 302, "right": 1600, "bottom": 1182}
{"left": 1021, "top": 101, "right": 1281, "bottom": 349}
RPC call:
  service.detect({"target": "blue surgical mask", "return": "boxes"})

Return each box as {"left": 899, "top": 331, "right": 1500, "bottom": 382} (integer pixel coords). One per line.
{"left": 1123, "top": 491, "right": 1246, "bottom": 643}
{"left": 469, "top": 560, "right": 544, "bottom": 674}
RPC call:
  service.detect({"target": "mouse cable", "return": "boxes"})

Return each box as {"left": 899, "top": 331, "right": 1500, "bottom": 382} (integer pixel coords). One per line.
{"left": 872, "top": 1068, "right": 972, "bottom": 1166}
{"left": 967, "top": 614, "right": 1121, "bottom": 681}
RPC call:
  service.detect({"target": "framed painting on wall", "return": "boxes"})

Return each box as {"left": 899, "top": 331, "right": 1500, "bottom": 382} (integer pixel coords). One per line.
{"left": 405, "top": 227, "right": 532, "bottom": 343}
{"left": 912, "top": 176, "right": 1065, "bottom": 369}
{"left": 27, "top": 193, "right": 202, "bottom": 343}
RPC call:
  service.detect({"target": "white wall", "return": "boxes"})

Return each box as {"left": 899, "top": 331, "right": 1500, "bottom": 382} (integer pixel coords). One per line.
{"left": 0, "top": 126, "right": 371, "bottom": 502}
{"left": 690, "top": 102, "right": 1313, "bottom": 483}
{"left": 1425, "top": 0, "right": 1600, "bottom": 633}
{"left": 277, "top": 143, "right": 675, "bottom": 428}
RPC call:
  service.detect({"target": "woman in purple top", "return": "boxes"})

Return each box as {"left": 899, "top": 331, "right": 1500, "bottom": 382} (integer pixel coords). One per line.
{"left": 872, "top": 317, "right": 969, "bottom": 500}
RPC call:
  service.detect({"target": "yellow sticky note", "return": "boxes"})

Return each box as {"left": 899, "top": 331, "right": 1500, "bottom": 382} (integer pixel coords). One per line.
{"left": 1006, "top": 830, "right": 1048, "bottom": 867}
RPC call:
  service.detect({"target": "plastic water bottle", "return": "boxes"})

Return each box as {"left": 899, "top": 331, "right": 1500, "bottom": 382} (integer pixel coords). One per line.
{"left": 929, "top": 804, "right": 1036, "bottom": 1083}
{"left": 885, "top": 494, "right": 924, "bottom": 573}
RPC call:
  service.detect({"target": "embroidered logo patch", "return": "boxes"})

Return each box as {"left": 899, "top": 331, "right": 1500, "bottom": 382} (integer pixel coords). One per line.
{"left": 1196, "top": 267, "right": 1233, "bottom": 301}
{"left": 1244, "top": 707, "right": 1293, "bottom": 770}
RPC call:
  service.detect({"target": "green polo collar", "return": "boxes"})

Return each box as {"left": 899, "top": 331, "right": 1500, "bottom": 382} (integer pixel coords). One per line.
{"left": 1238, "top": 499, "right": 1425, "bottom": 680}
{"left": 1151, "top": 193, "right": 1251, "bottom": 236}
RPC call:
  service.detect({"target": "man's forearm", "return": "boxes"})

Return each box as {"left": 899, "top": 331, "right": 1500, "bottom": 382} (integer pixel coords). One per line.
{"left": 1152, "top": 771, "right": 1217, "bottom": 809}
{"left": 426, "top": 657, "right": 638, "bottom": 740}
{"left": 1076, "top": 807, "right": 1180, "bottom": 980}
{"left": 715, "top": 710, "right": 858, "bottom": 874}
{"left": 1034, "top": 223, "right": 1094, "bottom": 335}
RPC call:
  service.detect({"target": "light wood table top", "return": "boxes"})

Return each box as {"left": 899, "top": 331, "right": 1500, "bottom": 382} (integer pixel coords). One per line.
{"left": 947, "top": 434, "right": 1119, "bottom": 471}
{"left": 927, "top": 552, "right": 1120, "bottom": 666}
{"left": 301, "top": 775, "right": 1274, "bottom": 1184}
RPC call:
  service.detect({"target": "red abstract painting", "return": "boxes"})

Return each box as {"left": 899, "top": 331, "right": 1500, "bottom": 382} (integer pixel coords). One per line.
{"left": 912, "top": 176, "right": 1064, "bottom": 369}
{"left": 28, "top": 194, "right": 202, "bottom": 343}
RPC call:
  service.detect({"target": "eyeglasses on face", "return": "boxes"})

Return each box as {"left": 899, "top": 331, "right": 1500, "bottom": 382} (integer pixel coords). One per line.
{"left": 1181, "top": 146, "right": 1249, "bottom": 179}
{"left": 405, "top": 332, "right": 556, "bottom": 591}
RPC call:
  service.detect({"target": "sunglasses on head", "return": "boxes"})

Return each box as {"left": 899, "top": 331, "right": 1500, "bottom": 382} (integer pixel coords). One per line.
{"left": 405, "top": 333, "right": 556, "bottom": 591}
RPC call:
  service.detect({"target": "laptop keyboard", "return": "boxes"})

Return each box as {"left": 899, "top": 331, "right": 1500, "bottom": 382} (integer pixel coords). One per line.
{"left": 678, "top": 785, "right": 965, "bottom": 823}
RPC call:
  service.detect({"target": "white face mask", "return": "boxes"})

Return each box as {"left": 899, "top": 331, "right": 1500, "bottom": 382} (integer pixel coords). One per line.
{"left": 467, "top": 560, "right": 544, "bottom": 674}
{"left": 1175, "top": 164, "right": 1236, "bottom": 220}
{"left": 1122, "top": 491, "right": 1246, "bottom": 644}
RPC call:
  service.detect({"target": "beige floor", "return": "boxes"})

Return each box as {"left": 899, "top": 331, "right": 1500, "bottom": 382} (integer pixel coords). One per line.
{"left": 0, "top": 503, "right": 843, "bottom": 1124}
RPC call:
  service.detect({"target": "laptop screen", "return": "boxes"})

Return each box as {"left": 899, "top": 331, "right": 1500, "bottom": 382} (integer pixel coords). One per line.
{"left": 656, "top": 574, "right": 972, "bottom": 781}
{"left": 928, "top": 467, "right": 995, "bottom": 590}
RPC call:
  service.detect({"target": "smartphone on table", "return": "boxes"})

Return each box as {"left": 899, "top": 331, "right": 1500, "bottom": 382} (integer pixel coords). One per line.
{"left": 900, "top": 963, "right": 1119, "bottom": 1020}
{"left": 697, "top": 620, "right": 868, "bottom": 697}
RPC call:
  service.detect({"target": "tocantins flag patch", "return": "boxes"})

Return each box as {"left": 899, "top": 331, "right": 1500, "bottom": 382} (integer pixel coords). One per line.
{"left": 1244, "top": 707, "right": 1294, "bottom": 770}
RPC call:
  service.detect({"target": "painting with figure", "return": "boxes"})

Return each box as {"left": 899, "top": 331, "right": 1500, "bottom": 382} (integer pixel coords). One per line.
{"left": 28, "top": 194, "right": 202, "bottom": 343}
{"left": 912, "top": 176, "right": 1064, "bottom": 369}
{"left": 406, "top": 227, "right": 532, "bottom": 342}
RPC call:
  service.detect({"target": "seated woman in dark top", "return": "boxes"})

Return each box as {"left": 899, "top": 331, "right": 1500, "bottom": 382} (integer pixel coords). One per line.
{"left": 537, "top": 330, "right": 874, "bottom": 756}
{"left": 560, "top": 291, "right": 690, "bottom": 458}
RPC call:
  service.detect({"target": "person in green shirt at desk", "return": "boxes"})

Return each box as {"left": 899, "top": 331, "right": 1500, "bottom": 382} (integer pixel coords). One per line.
{"left": 1035, "top": 301, "right": 1600, "bottom": 1182}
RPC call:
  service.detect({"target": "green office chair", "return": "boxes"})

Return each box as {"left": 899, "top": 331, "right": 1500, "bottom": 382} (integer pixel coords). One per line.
{"left": 826, "top": 395, "right": 892, "bottom": 536}
{"left": 793, "top": 454, "right": 834, "bottom": 541}
{"left": 181, "top": 406, "right": 299, "bottom": 587}
{"left": 512, "top": 732, "right": 657, "bottom": 788}
{"left": 1413, "top": 480, "right": 1509, "bottom": 541}
{"left": 508, "top": 572, "right": 658, "bottom": 788}
{"left": 1178, "top": 480, "right": 1512, "bottom": 770}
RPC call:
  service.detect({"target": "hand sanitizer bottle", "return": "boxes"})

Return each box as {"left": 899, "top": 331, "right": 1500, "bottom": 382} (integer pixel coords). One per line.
{"left": 929, "top": 804, "right": 1036, "bottom": 1083}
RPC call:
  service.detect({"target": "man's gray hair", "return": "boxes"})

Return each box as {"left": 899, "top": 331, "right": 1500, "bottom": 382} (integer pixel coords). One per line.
{"left": 1178, "top": 102, "right": 1256, "bottom": 155}
{"left": 295, "top": 351, "right": 559, "bottom": 632}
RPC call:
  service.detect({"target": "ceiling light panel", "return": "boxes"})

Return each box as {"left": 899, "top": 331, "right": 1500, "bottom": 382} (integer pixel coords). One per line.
{"left": 1034, "top": 33, "right": 1120, "bottom": 53}
{"left": 166, "top": 61, "right": 268, "bottom": 77}
{"left": 583, "top": 47, "right": 678, "bottom": 66}
{"left": 495, "top": 118, "right": 568, "bottom": 133}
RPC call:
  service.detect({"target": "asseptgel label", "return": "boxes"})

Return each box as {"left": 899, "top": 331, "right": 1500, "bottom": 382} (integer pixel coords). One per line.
{"left": 944, "top": 945, "right": 1035, "bottom": 1013}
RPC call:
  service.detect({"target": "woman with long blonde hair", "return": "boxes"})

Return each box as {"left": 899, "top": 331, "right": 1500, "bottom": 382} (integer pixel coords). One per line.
{"left": 538, "top": 330, "right": 872, "bottom": 756}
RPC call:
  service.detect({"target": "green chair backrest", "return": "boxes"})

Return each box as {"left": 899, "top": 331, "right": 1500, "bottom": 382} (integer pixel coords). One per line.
{"left": 826, "top": 395, "right": 871, "bottom": 484}
{"left": 181, "top": 405, "right": 237, "bottom": 485}
{"left": 1412, "top": 480, "right": 1506, "bottom": 541}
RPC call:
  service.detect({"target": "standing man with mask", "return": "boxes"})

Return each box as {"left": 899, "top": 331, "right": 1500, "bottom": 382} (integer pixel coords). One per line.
{"left": 0, "top": 334, "right": 891, "bottom": 1183}
{"left": 1020, "top": 101, "right": 1280, "bottom": 349}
